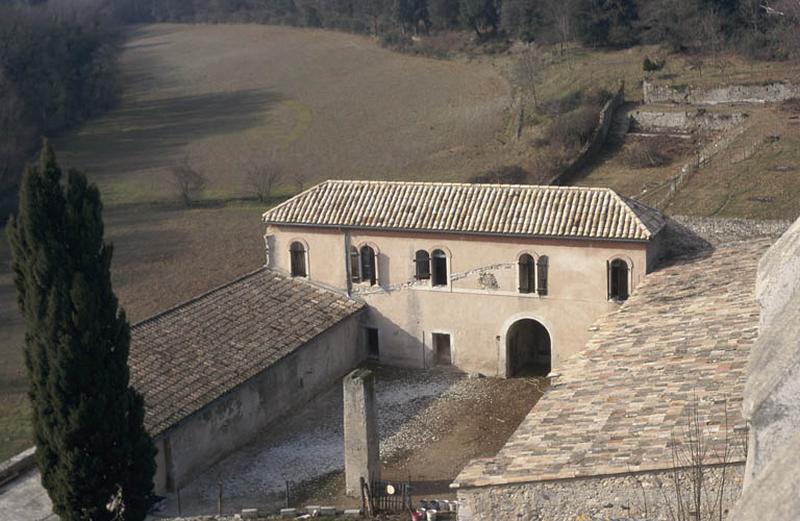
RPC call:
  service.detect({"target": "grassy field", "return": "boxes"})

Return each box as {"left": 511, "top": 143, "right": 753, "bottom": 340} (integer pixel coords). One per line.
{"left": 666, "top": 104, "right": 800, "bottom": 219}
{"left": 0, "top": 23, "right": 513, "bottom": 459}
{"left": 572, "top": 103, "right": 800, "bottom": 220}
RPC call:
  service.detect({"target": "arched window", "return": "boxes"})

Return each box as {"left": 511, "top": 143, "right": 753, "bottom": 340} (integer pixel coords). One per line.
{"left": 608, "top": 259, "right": 630, "bottom": 301}
{"left": 518, "top": 254, "right": 535, "bottom": 294}
{"left": 431, "top": 249, "right": 448, "bottom": 287}
{"left": 415, "top": 250, "right": 431, "bottom": 280}
{"left": 349, "top": 246, "right": 361, "bottom": 283}
{"left": 537, "top": 255, "right": 549, "bottom": 296}
{"left": 290, "top": 241, "right": 307, "bottom": 277}
{"left": 360, "top": 245, "right": 377, "bottom": 286}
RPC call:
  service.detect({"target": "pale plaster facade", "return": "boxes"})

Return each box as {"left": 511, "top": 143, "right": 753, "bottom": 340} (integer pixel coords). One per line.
{"left": 265, "top": 226, "right": 662, "bottom": 376}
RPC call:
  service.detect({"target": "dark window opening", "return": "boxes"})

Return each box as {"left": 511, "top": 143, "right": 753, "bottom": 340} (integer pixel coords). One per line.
{"left": 290, "top": 241, "right": 307, "bottom": 277}
{"left": 415, "top": 250, "right": 431, "bottom": 280}
{"left": 433, "top": 333, "right": 452, "bottom": 365}
{"left": 431, "top": 249, "right": 448, "bottom": 287}
{"left": 360, "top": 245, "right": 377, "bottom": 285}
{"left": 609, "top": 259, "right": 630, "bottom": 301}
{"left": 537, "top": 255, "right": 549, "bottom": 296}
{"left": 518, "top": 254, "right": 535, "bottom": 294}
{"left": 349, "top": 246, "right": 361, "bottom": 283}
{"left": 366, "top": 327, "right": 379, "bottom": 360}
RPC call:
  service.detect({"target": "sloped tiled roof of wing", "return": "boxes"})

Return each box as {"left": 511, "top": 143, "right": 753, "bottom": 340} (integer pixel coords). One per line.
{"left": 129, "top": 268, "right": 365, "bottom": 436}
{"left": 262, "top": 180, "right": 664, "bottom": 242}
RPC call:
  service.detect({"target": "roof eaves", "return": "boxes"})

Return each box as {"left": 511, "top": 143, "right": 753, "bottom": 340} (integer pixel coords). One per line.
{"left": 260, "top": 221, "right": 652, "bottom": 243}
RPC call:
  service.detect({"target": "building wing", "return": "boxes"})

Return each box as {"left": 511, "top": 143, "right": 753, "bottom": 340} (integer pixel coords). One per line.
{"left": 129, "top": 269, "right": 364, "bottom": 435}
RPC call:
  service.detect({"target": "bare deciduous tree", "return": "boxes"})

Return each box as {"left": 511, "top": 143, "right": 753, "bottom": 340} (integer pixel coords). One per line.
{"left": 632, "top": 398, "right": 747, "bottom": 521}
{"left": 542, "top": 0, "right": 576, "bottom": 56}
{"left": 244, "top": 159, "right": 284, "bottom": 203}
{"left": 287, "top": 168, "right": 309, "bottom": 194}
{"left": 738, "top": 0, "right": 764, "bottom": 34}
{"left": 700, "top": 8, "right": 724, "bottom": 67}
{"left": 171, "top": 156, "right": 206, "bottom": 207}
{"left": 513, "top": 50, "right": 542, "bottom": 108}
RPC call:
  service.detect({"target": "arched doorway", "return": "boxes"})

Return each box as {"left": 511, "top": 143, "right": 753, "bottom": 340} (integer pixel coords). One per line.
{"left": 506, "top": 319, "right": 551, "bottom": 377}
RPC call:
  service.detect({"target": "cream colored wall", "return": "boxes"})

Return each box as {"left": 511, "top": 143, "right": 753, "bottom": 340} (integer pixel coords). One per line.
{"left": 266, "top": 225, "right": 650, "bottom": 376}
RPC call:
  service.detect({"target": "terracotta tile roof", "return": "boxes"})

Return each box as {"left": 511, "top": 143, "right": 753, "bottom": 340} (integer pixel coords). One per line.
{"left": 129, "top": 268, "right": 364, "bottom": 436}
{"left": 453, "top": 239, "right": 770, "bottom": 488}
{"left": 262, "top": 180, "right": 664, "bottom": 242}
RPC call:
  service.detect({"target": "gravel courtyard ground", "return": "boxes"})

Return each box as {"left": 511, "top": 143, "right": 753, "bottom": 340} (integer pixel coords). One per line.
{"left": 149, "top": 365, "right": 546, "bottom": 518}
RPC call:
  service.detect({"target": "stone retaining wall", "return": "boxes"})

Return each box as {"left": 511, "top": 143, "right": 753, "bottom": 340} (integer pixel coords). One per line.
{"left": 670, "top": 216, "right": 791, "bottom": 246}
{"left": 629, "top": 109, "right": 747, "bottom": 133}
{"left": 456, "top": 465, "right": 743, "bottom": 521}
{"left": 643, "top": 80, "right": 800, "bottom": 105}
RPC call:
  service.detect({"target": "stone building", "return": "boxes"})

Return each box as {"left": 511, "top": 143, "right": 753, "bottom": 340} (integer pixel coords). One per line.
{"left": 128, "top": 268, "right": 365, "bottom": 494}
{"left": 262, "top": 180, "right": 666, "bottom": 377}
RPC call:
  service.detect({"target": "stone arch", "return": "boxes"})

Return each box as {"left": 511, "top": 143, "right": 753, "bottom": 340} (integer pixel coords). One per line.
{"left": 504, "top": 317, "right": 552, "bottom": 377}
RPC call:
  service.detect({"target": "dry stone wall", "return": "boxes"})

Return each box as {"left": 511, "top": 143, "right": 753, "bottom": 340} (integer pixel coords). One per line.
{"left": 643, "top": 80, "right": 800, "bottom": 105}
{"left": 551, "top": 84, "right": 625, "bottom": 185}
{"left": 629, "top": 109, "right": 747, "bottom": 133}
{"left": 456, "top": 465, "right": 743, "bottom": 521}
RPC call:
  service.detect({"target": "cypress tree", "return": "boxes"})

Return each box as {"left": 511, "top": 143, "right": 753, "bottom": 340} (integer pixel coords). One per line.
{"left": 7, "top": 143, "right": 155, "bottom": 521}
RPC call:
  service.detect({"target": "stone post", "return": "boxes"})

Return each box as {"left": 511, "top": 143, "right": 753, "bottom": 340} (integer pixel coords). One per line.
{"left": 343, "top": 368, "right": 380, "bottom": 496}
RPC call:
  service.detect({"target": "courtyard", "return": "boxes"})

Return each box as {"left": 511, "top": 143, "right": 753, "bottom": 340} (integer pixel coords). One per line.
{"left": 0, "top": 366, "right": 546, "bottom": 520}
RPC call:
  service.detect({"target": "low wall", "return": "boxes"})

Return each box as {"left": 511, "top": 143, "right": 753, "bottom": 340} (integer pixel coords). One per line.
{"left": 630, "top": 108, "right": 747, "bottom": 133}
{"left": 457, "top": 465, "right": 744, "bottom": 521}
{"left": 643, "top": 80, "right": 800, "bottom": 105}
{"left": 551, "top": 84, "right": 625, "bottom": 186}
{"left": 728, "top": 216, "right": 800, "bottom": 521}
{"left": 155, "top": 312, "right": 365, "bottom": 493}
{"left": 0, "top": 447, "right": 36, "bottom": 487}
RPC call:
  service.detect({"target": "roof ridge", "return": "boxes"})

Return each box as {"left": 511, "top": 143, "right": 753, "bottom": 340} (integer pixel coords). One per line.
{"left": 619, "top": 194, "right": 667, "bottom": 238}
{"left": 608, "top": 191, "right": 653, "bottom": 239}
{"left": 321, "top": 179, "right": 615, "bottom": 192}
{"left": 262, "top": 180, "right": 661, "bottom": 241}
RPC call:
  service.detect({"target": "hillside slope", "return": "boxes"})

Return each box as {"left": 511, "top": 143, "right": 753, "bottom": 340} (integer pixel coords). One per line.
{"left": 0, "top": 23, "right": 512, "bottom": 460}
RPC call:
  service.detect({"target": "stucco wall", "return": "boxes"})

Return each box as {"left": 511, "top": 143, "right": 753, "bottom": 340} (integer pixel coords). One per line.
{"left": 456, "top": 465, "right": 743, "bottom": 521}
{"left": 267, "top": 226, "right": 652, "bottom": 376}
{"left": 152, "top": 312, "right": 365, "bottom": 493}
